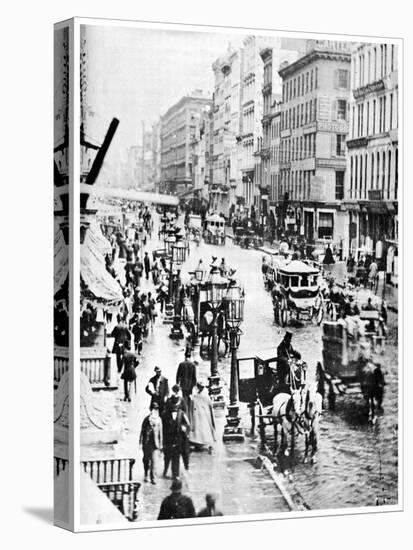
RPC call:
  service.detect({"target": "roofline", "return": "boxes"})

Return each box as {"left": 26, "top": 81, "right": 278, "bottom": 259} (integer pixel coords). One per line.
{"left": 161, "top": 95, "right": 212, "bottom": 121}
{"left": 278, "top": 49, "right": 351, "bottom": 79}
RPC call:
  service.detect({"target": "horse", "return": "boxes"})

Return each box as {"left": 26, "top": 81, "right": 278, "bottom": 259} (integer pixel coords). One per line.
{"left": 271, "top": 389, "right": 303, "bottom": 456}
{"left": 358, "top": 360, "right": 385, "bottom": 423}
{"left": 298, "top": 382, "right": 323, "bottom": 463}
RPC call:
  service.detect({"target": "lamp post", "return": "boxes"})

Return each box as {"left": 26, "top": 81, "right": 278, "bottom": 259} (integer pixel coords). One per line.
{"left": 203, "top": 264, "right": 228, "bottom": 408}
{"left": 169, "top": 238, "right": 188, "bottom": 339}
{"left": 223, "top": 283, "right": 245, "bottom": 441}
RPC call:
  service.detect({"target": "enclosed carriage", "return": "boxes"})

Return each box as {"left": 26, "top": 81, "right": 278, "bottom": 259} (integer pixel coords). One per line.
{"left": 270, "top": 260, "right": 324, "bottom": 326}
{"left": 203, "top": 214, "right": 226, "bottom": 245}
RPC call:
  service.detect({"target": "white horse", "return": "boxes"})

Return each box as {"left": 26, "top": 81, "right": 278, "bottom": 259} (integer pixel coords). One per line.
{"left": 299, "top": 382, "right": 323, "bottom": 463}
{"left": 272, "top": 390, "right": 303, "bottom": 456}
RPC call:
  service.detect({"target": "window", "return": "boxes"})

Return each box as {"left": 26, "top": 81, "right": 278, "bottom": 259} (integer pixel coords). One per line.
{"left": 292, "top": 107, "right": 295, "bottom": 129}
{"left": 301, "top": 103, "right": 304, "bottom": 126}
{"left": 374, "top": 47, "right": 377, "bottom": 80}
{"left": 306, "top": 72, "right": 309, "bottom": 93}
{"left": 376, "top": 151, "right": 380, "bottom": 188}
{"left": 335, "top": 172, "right": 344, "bottom": 200}
{"left": 338, "top": 69, "right": 349, "bottom": 89}
{"left": 336, "top": 134, "right": 346, "bottom": 156}
{"left": 315, "top": 67, "right": 318, "bottom": 89}
{"left": 388, "top": 151, "right": 392, "bottom": 199}
{"left": 391, "top": 45, "right": 395, "bottom": 72}
{"left": 318, "top": 212, "right": 334, "bottom": 238}
{"left": 373, "top": 99, "right": 376, "bottom": 134}
{"left": 309, "top": 100, "right": 313, "bottom": 121}
{"left": 383, "top": 96, "right": 387, "bottom": 132}
{"left": 384, "top": 44, "right": 387, "bottom": 76}
{"left": 337, "top": 99, "right": 347, "bottom": 121}
{"left": 302, "top": 74, "right": 305, "bottom": 95}
{"left": 390, "top": 93, "right": 393, "bottom": 129}
{"left": 296, "top": 107, "right": 300, "bottom": 128}
{"left": 395, "top": 148, "right": 398, "bottom": 199}
{"left": 305, "top": 102, "right": 308, "bottom": 124}
{"left": 310, "top": 70, "right": 314, "bottom": 91}
{"left": 314, "top": 98, "right": 317, "bottom": 120}
{"left": 366, "top": 102, "right": 370, "bottom": 135}
{"left": 371, "top": 153, "right": 375, "bottom": 189}
{"left": 382, "top": 150, "right": 386, "bottom": 191}
{"left": 350, "top": 157, "right": 353, "bottom": 198}
{"left": 379, "top": 97, "right": 383, "bottom": 132}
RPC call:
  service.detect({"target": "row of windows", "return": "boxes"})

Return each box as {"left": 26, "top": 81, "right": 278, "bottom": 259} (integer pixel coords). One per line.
{"left": 282, "top": 68, "right": 319, "bottom": 102}
{"left": 243, "top": 106, "right": 255, "bottom": 134}
{"left": 351, "top": 92, "right": 397, "bottom": 139}
{"left": 355, "top": 44, "right": 396, "bottom": 88}
{"left": 280, "top": 133, "right": 317, "bottom": 162}
{"left": 349, "top": 148, "right": 398, "bottom": 200}
{"left": 278, "top": 170, "right": 316, "bottom": 202}
{"left": 281, "top": 99, "right": 318, "bottom": 130}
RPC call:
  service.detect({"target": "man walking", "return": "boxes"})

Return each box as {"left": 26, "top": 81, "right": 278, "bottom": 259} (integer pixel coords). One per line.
{"left": 120, "top": 341, "right": 138, "bottom": 402}
{"left": 110, "top": 315, "right": 131, "bottom": 373}
{"left": 176, "top": 352, "right": 197, "bottom": 411}
{"left": 157, "top": 478, "right": 195, "bottom": 520}
{"left": 163, "top": 395, "right": 190, "bottom": 479}
{"left": 144, "top": 251, "right": 151, "bottom": 280}
{"left": 139, "top": 402, "right": 163, "bottom": 484}
{"left": 145, "top": 366, "right": 169, "bottom": 415}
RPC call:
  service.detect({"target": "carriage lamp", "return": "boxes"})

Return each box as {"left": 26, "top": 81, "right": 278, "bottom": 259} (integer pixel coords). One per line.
{"left": 164, "top": 235, "right": 176, "bottom": 257}
{"left": 205, "top": 266, "right": 228, "bottom": 308}
{"left": 225, "top": 284, "right": 245, "bottom": 329}
{"left": 194, "top": 266, "right": 204, "bottom": 282}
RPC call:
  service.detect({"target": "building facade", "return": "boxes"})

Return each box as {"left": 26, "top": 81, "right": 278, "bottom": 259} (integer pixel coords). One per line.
{"left": 345, "top": 42, "right": 398, "bottom": 281}
{"left": 160, "top": 91, "right": 212, "bottom": 196}
{"left": 277, "top": 40, "right": 351, "bottom": 247}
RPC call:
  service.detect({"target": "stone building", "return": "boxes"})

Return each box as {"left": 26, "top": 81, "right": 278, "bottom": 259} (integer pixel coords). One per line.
{"left": 160, "top": 91, "right": 212, "bottom": 196}
{"left": 345, "top": 42, "right": 398, "bottom": 281}
{"left": 277, "top": 40, "right": 351, "bottom": 247}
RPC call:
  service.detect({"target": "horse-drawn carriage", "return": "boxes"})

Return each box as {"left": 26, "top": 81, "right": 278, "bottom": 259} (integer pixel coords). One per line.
{"left": 270, "top": 259, "right": 324, "bottom": 326}
{"left": 233, "top": 227, "right": 263, "bottom": 249}
{"left": 322, "top": 317, "right": 385, "bottom": 421}
{"left": 238, "top": 352, "right": 322, "bottom": 460}
{"left": 203, "top": 214, "right": 226, "bottom": 245}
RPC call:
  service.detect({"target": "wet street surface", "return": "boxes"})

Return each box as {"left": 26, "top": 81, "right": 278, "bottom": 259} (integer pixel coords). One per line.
{"left": 103, "top": 216, "right": 399, "bottom": 518}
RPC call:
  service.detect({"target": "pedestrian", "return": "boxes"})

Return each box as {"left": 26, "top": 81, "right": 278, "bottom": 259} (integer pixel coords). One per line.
{"left": 189, "top": 381, "right": 216, "bottom": 452}
{"left": 157, "top": 478, "right": 195, "bottom": 520}
{"left": 164, "top": 384, "right": 188, "bottom": 416}
{"left": 133, "top": 258, "right": 143, "bottom": 288}
{"left": 197, "top": 493, "right": 223, "bottom": 517}
{"left": 162, "top": 395, "right": 190, "bottom": 479}
{"left": 144, "top": 251, "right": 151, "bottom": 280}
{"left": 120, "top": 341, "right": 138, "bottom": 402}
{"left": 110, "top": 315, "right": 131, "bottom": 373}
{"left": 145, "top": 366, "right": 170, "bottom": 415}
{"left": 323, "top": 244, "right": 335, "bottom": 265}
{"left": 139, "top": 402, "right": 163, "bottom": 484}
{"left": 176, "top": 352, "right": 197, "bottom": 411}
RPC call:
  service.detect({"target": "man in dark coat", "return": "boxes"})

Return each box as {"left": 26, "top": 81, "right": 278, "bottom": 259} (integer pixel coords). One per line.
{"left": 176, "top": 352, "right": 197, "bottom": 411}
{"left": 157, "top": 478, "right": 195, "bottom": 520}
{"left": 140, "top": 402, "right": 163, "bottom": 484}
{"left": 121, "top": 341, "right": 138, "bottom": 402}
{"left": 162, "top": 396, "right": 190, "bottom": 479}
{"left": 110, "top": 316, "right": 131, "bottom": 373}
{"left": 144, "top": 251, "right": 151, "bottom": 280}
{"left": 145, "top": 367, "right": 169, "bottom": 414}
{"left": 197, "top": 493, "right": 223, "bottom": 517}
{"left": 276, "top": 331, "right": 301, "bottom": 392}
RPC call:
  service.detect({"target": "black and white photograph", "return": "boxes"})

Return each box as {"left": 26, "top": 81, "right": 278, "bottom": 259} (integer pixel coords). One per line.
{"left": 52, "top": 17, "right": 401, "bottom": 531}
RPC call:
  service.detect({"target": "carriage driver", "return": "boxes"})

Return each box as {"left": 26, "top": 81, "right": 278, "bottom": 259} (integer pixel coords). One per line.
{"left": 277, "top": 331, "right": 301, "bottom": 392}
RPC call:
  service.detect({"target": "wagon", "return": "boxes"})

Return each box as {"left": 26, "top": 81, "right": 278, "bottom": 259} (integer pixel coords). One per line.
{"left": 271, "top": 259, "right": 324, "bottom": 326}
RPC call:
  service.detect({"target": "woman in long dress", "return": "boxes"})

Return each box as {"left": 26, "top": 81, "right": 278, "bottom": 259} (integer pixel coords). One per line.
{"left": 189, "top": 382, "right": 216, "bottom": 452}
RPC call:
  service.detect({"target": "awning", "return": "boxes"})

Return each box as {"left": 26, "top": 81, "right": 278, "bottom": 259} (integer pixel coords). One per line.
{"left": 88, "top": 221, "right": 112, "bottom": 256}
{"left": 54, "top": 229, "right": 69, "bottom": 296}
{"left": 81, "top": 230, "right": 123, "bottom": 303}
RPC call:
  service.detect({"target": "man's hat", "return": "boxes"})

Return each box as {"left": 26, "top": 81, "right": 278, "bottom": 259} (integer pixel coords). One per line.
{"left": 172, "top": 384, "right": 180, "bottom": 393}
{"left": 170, "top": 478, "right": 182, "bottom": 492}
{"left": 154, "top": 366, "right": 161, "bottom": 373}
{"left": 150, "top": 402, "right": 159, "bottom": 410}
{"left": 285, "top": 331, "right": 293, "bottom": 339}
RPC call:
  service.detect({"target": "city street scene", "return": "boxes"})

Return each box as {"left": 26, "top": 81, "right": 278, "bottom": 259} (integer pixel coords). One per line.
{"left": 54, "top": 21, "right": 400, "bottom": 528}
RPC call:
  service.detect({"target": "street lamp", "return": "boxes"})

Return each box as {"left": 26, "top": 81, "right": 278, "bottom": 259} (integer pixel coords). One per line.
{"left": 203, "top": 265, "right": 228, "bottom": 407}
{"left": 223, "top": 283, "right": 245, "bottom": 441}
{"left": 169, "top": 237, "right": 188, "bottom": 339}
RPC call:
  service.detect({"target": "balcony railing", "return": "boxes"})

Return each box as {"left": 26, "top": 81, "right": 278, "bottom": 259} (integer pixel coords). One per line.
{"left": 54, "top": 457, "right": 136, "bottom": 482}
{"left": 54, "top": 346, "right": 116, "bottom": 390}
{"left": 98, "top": 482, "right": 140, "bottom": 522}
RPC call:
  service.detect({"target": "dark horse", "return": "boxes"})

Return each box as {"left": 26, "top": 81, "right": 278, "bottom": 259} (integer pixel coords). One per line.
{"left": 358, "top": 360, "right": 385, "bottom": 423}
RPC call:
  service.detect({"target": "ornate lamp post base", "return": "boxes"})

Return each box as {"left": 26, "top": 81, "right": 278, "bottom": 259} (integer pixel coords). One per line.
{"left": 223, "top": 403, "right": 245, "bottom": 441}
{"left": 163, "top": 302, "right": 174, "bottom": 324}
{"left": 169, "top": 315, "right": 184, "bottom": 339}
{"left": 208, "top": 374, "right": 225, "bottom": 409}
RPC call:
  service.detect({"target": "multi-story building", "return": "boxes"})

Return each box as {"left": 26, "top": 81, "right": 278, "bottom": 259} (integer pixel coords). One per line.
{"left": 278, "top": 40, "right": 351, "bottom": 246}
{"left": 269, "top": 99, "right": 282, "bottom": 236}
{"left": 151, "top": 120, "right": 162, "bottom": 192}
{"left": 345, "top": 42, "right": 398, "bottom": 280}
{"left": 160, "top": 91, "right": 212, "bottom": 196}
{"left": 189, "top": 105, "right": 212, "bottom": 208}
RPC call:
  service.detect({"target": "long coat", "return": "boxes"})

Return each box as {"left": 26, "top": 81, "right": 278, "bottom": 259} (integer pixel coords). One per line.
{"left": 140, "top": 414, "right": 163, "bottom": 451}
{"left": 111, "top": 323, "right": 130, "bottom": 353}
{"left": 163, "top": 409, "right": 190, "bottom": 451}
{"left": 189, "top": 390, "right": 216, "bottom": 446}
{"left": 176, "top": 360, "right": 197, "bottom": 396}
{"left": 145, "top": 375, "right": 169, "bottom": 411}
{"left": 158, "top": 493, "right": 195, "bottom": 520}
{"left": 121, "top": 350, "right": 138, "bottom": 381}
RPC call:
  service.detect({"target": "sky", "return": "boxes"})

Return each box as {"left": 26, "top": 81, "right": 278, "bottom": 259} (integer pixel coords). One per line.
{"left": 83, "top": 24, "right": 247, "bottom": 160}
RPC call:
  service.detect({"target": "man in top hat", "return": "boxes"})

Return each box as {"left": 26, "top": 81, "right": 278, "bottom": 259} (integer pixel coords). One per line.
{"left": 276, "top": 331, "right": 301, "bottom": 392}
{"left": 145, "top": 367, "right": 169, "bottom": 415}
{"left": 176, "top": 351, "right": 197, "bottom": 411}
{"left": 157, "top": 478, "right": 195, "bottom": 520}
{"left": 162, "top": 395, "right": 190, "bottom": 479}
